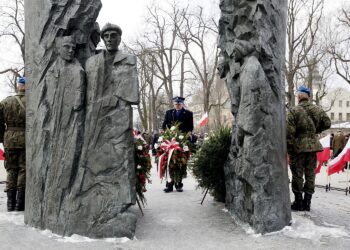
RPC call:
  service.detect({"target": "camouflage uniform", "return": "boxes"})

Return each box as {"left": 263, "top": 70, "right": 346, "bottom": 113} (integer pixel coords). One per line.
{"left": 287, "top": 99, "right": 331, "bottom": 210}
{"left": 0, "top": 89, "right": 26, "bottom": 211}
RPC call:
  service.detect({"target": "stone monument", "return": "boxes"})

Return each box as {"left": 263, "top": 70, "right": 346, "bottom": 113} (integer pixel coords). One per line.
{"left": 218, "top": 0, "right": 292, "bottom": 233}
{"left": 25, "top": 1, "right": 138, "bottom": 238}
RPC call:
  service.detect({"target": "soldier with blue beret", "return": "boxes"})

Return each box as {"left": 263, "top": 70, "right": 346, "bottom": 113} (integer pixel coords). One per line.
{"left": 287, "top": 86, "right": 331, "bottom": 211}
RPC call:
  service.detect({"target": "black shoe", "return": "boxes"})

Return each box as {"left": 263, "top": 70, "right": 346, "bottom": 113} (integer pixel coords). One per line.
{"left": 163, "top": 181, "right": 174, "bottom": 193}
{"left": 7, "top": 189, "right": 17, "bottom": 212}
{"left": 175, "top": 182, "right": 183, "bottom": 192}
{"left": 303, "top": 193, "right": 312, "bottom": 212}
{"left": 14, "top": 189, "right": 25, "bottom": 212}
{"left": 291, "top": 193, "right": 304, "bottom": 211}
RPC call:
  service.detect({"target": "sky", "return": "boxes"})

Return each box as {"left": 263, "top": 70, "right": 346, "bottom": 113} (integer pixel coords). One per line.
{"left": 0, "top": 0, "right": 349, "bottom": 101}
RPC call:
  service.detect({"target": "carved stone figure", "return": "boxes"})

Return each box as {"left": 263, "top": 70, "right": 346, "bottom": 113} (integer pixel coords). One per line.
{"left": 24, "top": 35, "right": 86, "bottom": 235}
{"left": 69, "top": 23, "right": 139, "bottom": 238}
{"left": 40, "top": 36, "right": 85, "bottom": 232}
{"left": 218, "top": 0, "right": 291, "bottom": 233}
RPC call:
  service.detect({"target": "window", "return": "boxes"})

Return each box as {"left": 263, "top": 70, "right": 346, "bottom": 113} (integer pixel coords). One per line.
{"left": 339, "top": 100, "right": 343, "bottom": 107}
{"left": 339, "top": 113, "right": 343, "bottom": 121}
{"left": 347, "top": 113, "right": 350, "bottom": 121}
{"left": 347, "top": 101, "right": 350, "bottom": 108}
{"left": 331, "top": 113, "right": 334, "bottom": 120}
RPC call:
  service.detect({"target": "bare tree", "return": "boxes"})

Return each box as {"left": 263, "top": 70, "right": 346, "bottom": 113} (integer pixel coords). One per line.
{"left": 126, "top": 40, "right": 168, "bottom": 132}
{"left": 127, "top": 1, "right": 220, "bottom": 132}
{"left": 295, "top": 36, "right": 333, "bottom": 107}
{"left": 328, "top": 6, "right": 350, "bottom": 84}
{"left": 176, "top": 6, "right": 219, "bottom": 114}
{"left": 141, "top": 3, "right": 188, "bottom": 108}
{"left": 286, "top": 0, "right": 324, "bottom": 107}
{"left": 209, "top": 75, "right": 230, "bottom": 130}
{"left": 0, "top": 0, "right": 25, "bottom": 91}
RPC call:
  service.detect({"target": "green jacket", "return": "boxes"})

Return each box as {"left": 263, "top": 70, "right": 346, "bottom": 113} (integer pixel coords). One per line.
{"left": 0, "top": 90, "right": 26, "bottom": 148}
{"left": 287, "top": 99, "right": 331, "bottom": 154}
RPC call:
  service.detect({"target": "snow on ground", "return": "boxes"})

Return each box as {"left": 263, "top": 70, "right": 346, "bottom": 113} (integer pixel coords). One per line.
{"left": 270, "top": 214, "right": 349, "bottom": 242}
{"left": 0, "top": 160, "right": 350, "bottom": 249}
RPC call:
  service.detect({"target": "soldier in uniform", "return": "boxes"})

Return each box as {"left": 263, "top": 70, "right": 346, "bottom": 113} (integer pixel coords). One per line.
{"left": 0, "top": 77, "right": 26, "bottom": 211}
{"left": 287, "top": 86, "right": 331, "bottom": 211}
{"left": 162, "top": 96, "right": 194, "bottom": 192}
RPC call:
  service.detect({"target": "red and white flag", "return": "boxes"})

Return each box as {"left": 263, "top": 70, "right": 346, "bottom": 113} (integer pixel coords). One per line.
{"left": 327, "top": 138, "right": 350, "bottom": 176}
{"left": 198, "top": 112, "right": 209, "bottom": 127}
{"left": 0, "top": 144, "right": 4, "bottom": 161}
{"left": 315, "top": 134, "right": 331, "bottom": 174}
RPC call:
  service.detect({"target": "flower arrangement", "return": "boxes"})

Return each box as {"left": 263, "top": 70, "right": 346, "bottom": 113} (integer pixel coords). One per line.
{"left": 154, "top": 125, "right": 193, "bottom": 183}
{"left": 134, "top": 134, "right": 152, "bottom": 206}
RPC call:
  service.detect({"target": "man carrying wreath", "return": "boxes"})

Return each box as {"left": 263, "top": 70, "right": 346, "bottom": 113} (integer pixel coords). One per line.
{"left": 161, "top": 96, "right": 194, "bottom": 192}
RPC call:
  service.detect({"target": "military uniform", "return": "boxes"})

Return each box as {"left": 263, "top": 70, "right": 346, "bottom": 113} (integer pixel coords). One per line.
{"left": 0, "top": 89, "right": 26, "bottom": 211}
{"left": 287, "top": 98, "right": 331, "bottom": 211}
{"left": 162, "top": 97, "right": 194, "bottom": 192}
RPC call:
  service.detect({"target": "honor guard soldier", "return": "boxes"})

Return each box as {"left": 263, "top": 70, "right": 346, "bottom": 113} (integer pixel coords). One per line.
{"left": 287, "top": 86, "right": 331, "bottom": 211}
{"left": 0, "top": 77, "right": 26, "bottom": 211}
{"left": 162, "top": 96, "right": 194, "bottom": 192}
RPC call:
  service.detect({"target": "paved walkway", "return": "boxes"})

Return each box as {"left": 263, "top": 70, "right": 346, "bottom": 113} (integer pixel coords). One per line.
{"left": 0, "top": 160, "right": 349, "bottom": 249}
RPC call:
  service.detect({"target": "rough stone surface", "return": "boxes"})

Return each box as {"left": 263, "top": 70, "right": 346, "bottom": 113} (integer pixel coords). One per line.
{"left": 25, "top": 0, "right": 137, "bottom": 238}
{"left": 218, "top": 0, "right": 292, "bottom": 233}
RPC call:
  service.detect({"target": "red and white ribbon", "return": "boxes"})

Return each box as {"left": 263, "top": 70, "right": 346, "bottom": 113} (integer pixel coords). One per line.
{"left": 158, "top": 138, "right": 182, "bottom": 180}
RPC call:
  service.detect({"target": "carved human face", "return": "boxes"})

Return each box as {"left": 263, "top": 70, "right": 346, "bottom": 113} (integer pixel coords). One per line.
{"left": 59, "top": 42, "right": 76, "bottom": 62}
{"left": 102, "top": 30, "right": 121, "bottom": 52}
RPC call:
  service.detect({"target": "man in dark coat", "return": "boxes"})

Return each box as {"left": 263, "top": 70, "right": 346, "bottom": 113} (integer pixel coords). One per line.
{"left": 162, "top": 96, "right": 194, "bottom": 192}
{"left": 162, "top": 97, "right": 194, "bottom": 133}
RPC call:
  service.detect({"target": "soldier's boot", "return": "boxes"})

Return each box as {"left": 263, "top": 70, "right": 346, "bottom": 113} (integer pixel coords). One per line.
{"left": 163, "top": 181, "right": 174, "bottom": 193}
{"left": 7, "top": 189, "right": 17, "bottom": 212}
{"left": 291, "top": 193, "right": 304, "bottom": 211}
{"left": 175, "top": 182, "right": 183, "bottom": 192}
{"left": 14, "top": 189, "right": 25, "bottom": 212}
{"left": 303, "top": 193, "right": 312, "bottom": 212}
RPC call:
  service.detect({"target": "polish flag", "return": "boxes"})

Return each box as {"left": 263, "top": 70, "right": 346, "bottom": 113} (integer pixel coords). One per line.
{"left": 0, "top": 144, "right": 4, "bottom": 160}
{"left": 198, "top": 112, "right": 209, "bottom": 127}
{"left": 327, "top": 138, "right": 350, "bottom": 176}
{"left": 315, "top": 134, "right": 331, "bottom": 174}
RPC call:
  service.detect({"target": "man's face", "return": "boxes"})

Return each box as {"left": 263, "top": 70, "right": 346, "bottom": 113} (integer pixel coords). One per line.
{"left": 102, "top": 30, "right": 121, "bottom": 52}
{"left": 59, "top": 42, "right": 76, "bottom": 62}
{"left": 297, "top": 92, "right": 309, "bottom": 102}
{"left": 173, "top": 102, "right": 183, "bottom": 111}
{"left": 17, "top": 84, "right": 25, "bottom": 91}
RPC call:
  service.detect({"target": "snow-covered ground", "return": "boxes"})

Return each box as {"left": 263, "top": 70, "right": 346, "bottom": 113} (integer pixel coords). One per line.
{"left": 0, "top": 160, "right": 350, "bottom": 250}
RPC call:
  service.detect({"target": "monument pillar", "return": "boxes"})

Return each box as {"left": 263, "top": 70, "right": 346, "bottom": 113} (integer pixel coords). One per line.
{"left": 25, "top": 0, "right": 137, "bottom": 238}
{"left": 218, "top": 0, "right": 292, "bottom": 233}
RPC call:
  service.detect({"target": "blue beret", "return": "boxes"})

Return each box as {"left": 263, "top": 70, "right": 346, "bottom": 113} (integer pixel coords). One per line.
{"left": 172, "top": 96, "right": 185, "bottom": 103}
{"left": 297, "top": 86, "right": 310, "bottom": 96}
{"left": 18, "top": 77, "right": 26, "bottom": 85}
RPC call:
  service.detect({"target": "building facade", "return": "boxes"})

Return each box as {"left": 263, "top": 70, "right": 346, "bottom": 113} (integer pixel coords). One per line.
{"left": 321, "top": 87, "right": 350, "bottom": 123}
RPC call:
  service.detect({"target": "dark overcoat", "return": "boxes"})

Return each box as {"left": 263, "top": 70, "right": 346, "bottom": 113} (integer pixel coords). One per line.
{"left": 162, "top": 108, "right": 194, "bottom": 133}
